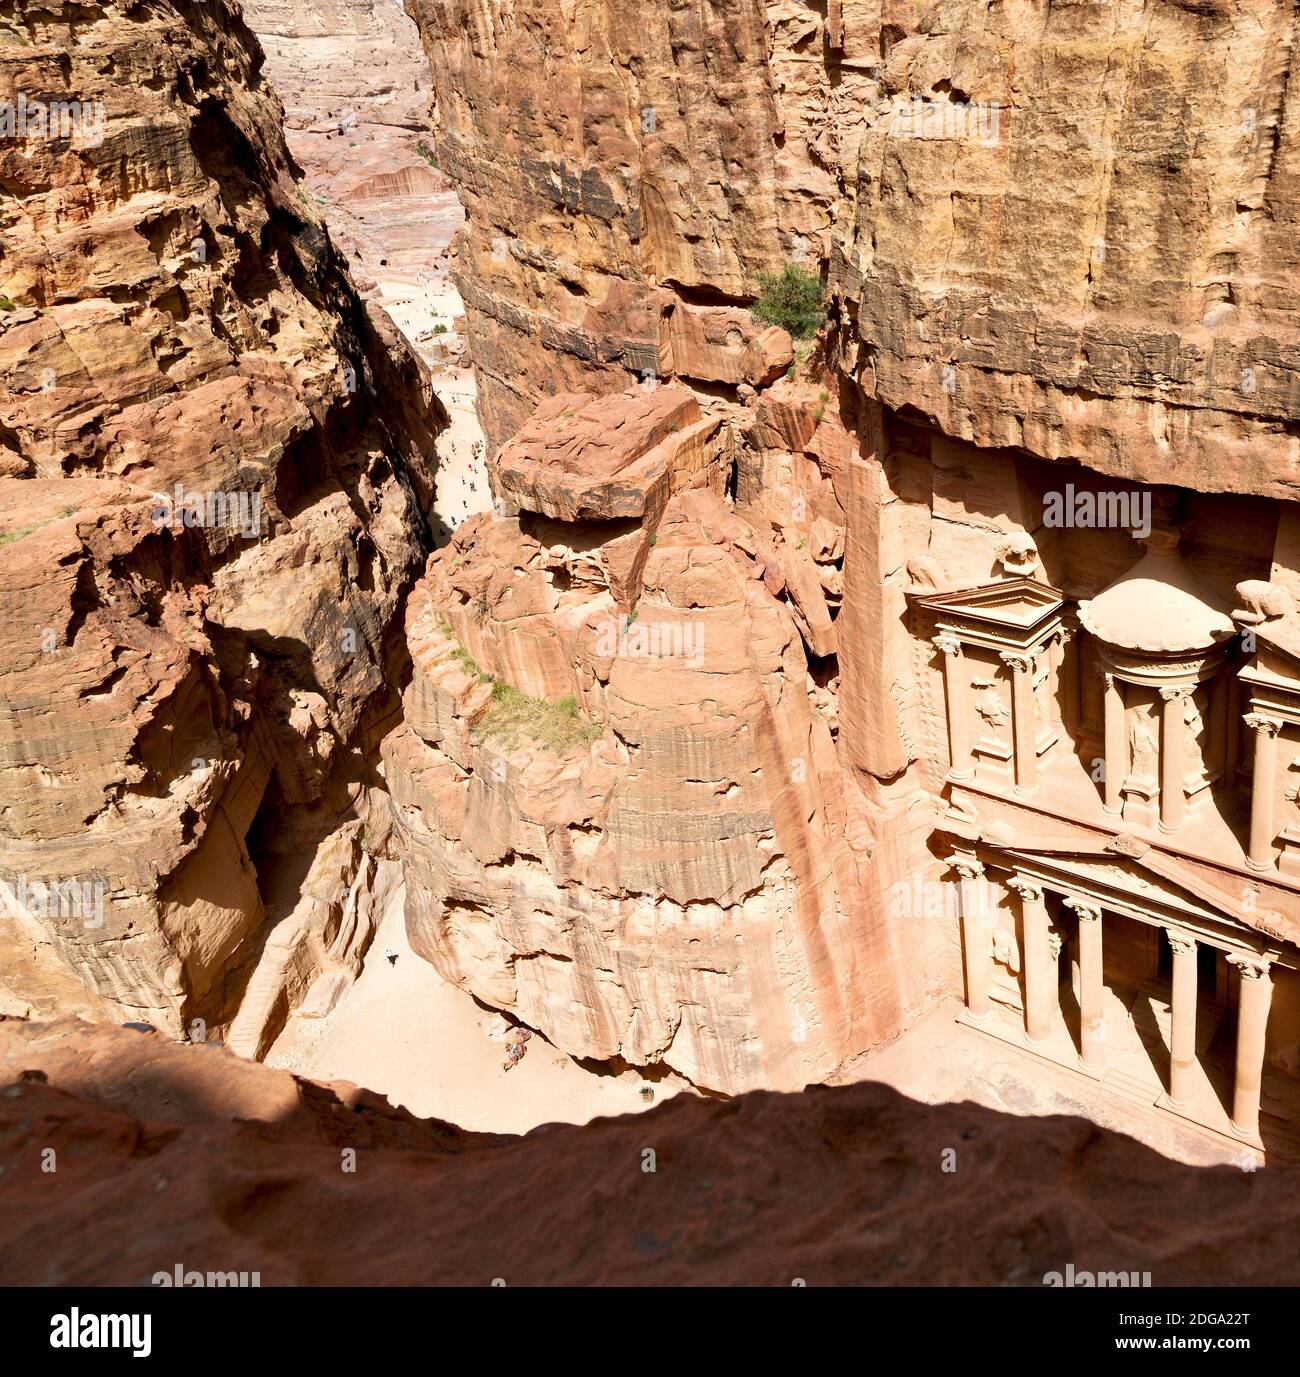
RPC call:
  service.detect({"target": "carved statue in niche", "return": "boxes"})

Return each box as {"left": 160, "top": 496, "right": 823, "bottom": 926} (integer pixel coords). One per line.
{"left": 1184, "top": 690, "right": 1209, "bottom": 783}
{"left": 971, "top": 676, "right": 1010, "bottom": 731}
{"left": 1128, "top": 707, "right": 1160, "bottom": 783}
{"left": 1284, "top": 758, "right": 1300, "bottom": 814}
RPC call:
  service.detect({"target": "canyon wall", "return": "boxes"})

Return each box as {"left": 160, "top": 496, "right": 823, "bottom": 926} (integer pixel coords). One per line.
{"left": 411, "top": 0, "right": 1300, "bottom": 488}
{"left": 0, "top": 0, "right": 444, "bottom": 1050}
{"left": 393, "top": 0, "right": 1300, "bottom": 1097}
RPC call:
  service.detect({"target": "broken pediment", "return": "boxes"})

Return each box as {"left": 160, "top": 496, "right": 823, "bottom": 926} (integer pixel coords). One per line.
{"left": 915, "top": 576, "right": 1065, "bottom": 656}
{"left": 973, "top": 830, "right": 1293, "bottom": 952}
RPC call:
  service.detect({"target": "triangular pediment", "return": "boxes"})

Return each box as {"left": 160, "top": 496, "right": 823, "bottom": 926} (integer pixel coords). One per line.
{"left": 916, "top": 577, "right": 1064, "bottom": 632}
{"left": 972, "top": 826, "right": 1295, "bottom": 951}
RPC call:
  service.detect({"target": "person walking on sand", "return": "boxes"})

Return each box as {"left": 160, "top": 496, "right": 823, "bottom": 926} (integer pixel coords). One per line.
{"left": 502, "top": 1026, "right": 532, "bottom": 1072}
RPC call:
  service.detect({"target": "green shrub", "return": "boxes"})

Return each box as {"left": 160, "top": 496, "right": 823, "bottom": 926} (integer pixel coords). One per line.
{"left": 752, "top": 262, "right": 825, "bottom": 340}
{"left": 439, "top": 621, "right": 601, "bottom": 752}
{"left": 480, "top": 681, "right": 601, "bottom": 753}
{"left": 0, "top": 524, "right": 38, "bottom": 547}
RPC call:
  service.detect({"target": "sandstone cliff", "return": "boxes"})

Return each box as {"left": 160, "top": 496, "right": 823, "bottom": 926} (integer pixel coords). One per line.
{"left": 409, "top": 0, "right": 1300, "bottom": 492}
{"left": 0, "top": 0, "right": 445, "bottom": 1050}
{"left": 394, "top": 0, "right": 1300, "bottom": 1104}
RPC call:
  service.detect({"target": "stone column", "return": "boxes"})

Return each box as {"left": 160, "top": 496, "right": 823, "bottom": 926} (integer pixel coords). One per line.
{"left": 1065, "top": 898, "right": 1105, "bottom": 1070}
{"left": 1008, "top": 876, "right": 1051, "bottom": 1044}
{"left": 1244, "top": 713, "right": 1284, "bottom": 870}
{"left": 952, "top": 856, "right": 991, "bottom": 1020}
{"left": 1228, "top": 955, "right": 1273, "bottom": 1140}
{"left": 1102, "top": 671, "right": 1125, "bottom": 814}
{"left": 1158, "top": 685, "right": 1190, "bottom": 833}
{"left": 1209, "top": 673, "right": 1229, "bottom": 779}
{"left": 1000, "top": 651, "right": 1038, "bottom": 794}
{"left": 1164, "top": 929, "right": 1198, "bottom": 1108}
{"left": 934, "top": 635, "right": 973, "bottom": 779}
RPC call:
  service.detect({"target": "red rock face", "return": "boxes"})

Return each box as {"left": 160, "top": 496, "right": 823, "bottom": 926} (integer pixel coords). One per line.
{"left": 3, "top": 1015, "right": 1298, "bottom": 1285}
{"left": 393, "top": 0, "right": 1300, "bottom": 1121}
{"left": 0, "top": 1, "right": 444, "bottom": 1046}
{"left": 408, "top": 0, "right": 1300, "bottom": 488}
{"left": 380, "top": 382, "right": 944, "bottom": 1094}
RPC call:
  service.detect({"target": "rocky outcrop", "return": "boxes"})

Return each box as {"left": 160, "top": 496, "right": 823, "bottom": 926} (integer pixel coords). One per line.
{"left": 380, "top": 382, "right": 936, "bottom": 1094}
{"left": 0, "top": 1, "right": 444, "bottom": 1047}
{"left": 3, "top": 1014, "right": 1298, "bottom": 1285}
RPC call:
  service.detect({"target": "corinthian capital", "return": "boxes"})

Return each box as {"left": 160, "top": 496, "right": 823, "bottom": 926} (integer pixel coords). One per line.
{"left": 1244, "top": 713, "right": 1284, "bottom": 737}
{"left": 947, "top": 855, "right": 985, "bottom": 881}
{"left": 999, "top": 650, "right": 1035, "bottom": 675}
{"left": 1063, "top": 896, "right": 1101, "bottom": 923}
{"left": 1228, "top": 953, "right": 1271, "bottom": 981}
{"left": 933, "top": 634, "right": 962, "bottom": 657}
{"left": 1006, "top": 876, "right": 1044, "bottom": 903}
{"left": 1159, "top": 684, "right": 1193, "bottom": 703}
{"left": 1164, "top": 928, "right": 1196, "bottom": 957}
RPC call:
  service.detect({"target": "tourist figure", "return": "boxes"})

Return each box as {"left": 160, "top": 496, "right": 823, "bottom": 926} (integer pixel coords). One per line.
{"left": 502, "top": 1027, "right": 532, "bottom": 1072}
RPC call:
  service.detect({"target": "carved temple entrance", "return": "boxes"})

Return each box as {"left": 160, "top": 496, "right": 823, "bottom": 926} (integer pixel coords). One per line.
{"left": 948, "top": 843, "right": 1287, "bottom": 1150}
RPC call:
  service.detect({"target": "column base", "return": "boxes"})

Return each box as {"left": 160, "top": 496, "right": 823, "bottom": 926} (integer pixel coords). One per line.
{"left": 1157, "top": 819, "right": 1186, "bottom": 835}
{"left": 1230, "top": 1120, "right": 1264, "bottom": 1147}
{"left": 1245, "top": 857, "right": 1273, "bottom": 873}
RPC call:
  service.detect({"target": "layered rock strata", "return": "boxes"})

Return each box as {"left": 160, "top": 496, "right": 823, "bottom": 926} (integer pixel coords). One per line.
{"left": 382, "top": 380, "right": 942, "bottom": 1093}
{"left": 396, "top": 0, "right": 1300, "bottom": 1115}
{"left": 0, "top": 0, "right": 444, "bottom": 1050}
{"left": 409, "top": 0, "right": 1300, "bottom": 487}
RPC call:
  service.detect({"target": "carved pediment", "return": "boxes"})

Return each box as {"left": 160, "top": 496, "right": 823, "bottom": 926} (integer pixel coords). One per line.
{"left": 995, "top": 846, "right": 1232, "bottom": 927}
{"left": 973, "top": 827, "right": 1290, "bottom": 949}
{"left": 915, "top": 577, "right": 1064, "bottom": 633}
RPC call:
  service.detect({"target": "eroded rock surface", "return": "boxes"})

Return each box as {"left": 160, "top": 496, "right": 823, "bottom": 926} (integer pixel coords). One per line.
{"left": 382, "top": 383, "right": 933, "bottom": 1094}
{"left": 2, "top": 1015, "right": 1297, "bottom": 1286}
{"left": 0, "top": 0, "right": 444, "bottom": 1049}
{"left": 393, "top": 0, "right": 1300, "bottom": 1121}
{"left": 408, "top": 0, "right": 1300, "bottom": 489}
